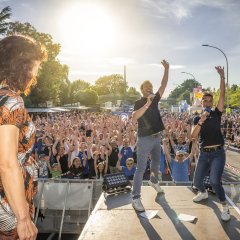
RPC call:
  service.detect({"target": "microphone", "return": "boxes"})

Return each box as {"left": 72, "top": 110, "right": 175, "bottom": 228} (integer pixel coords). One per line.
{"left": 148, "top": 93, "right": 155, "bottom": 100}
{"left": 204, "top": 107, "right": 211, "bottom": 113}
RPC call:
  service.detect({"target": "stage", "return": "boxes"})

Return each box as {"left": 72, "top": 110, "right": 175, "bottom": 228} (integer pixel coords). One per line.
{"left": 79, "top": 186, "right": 240, "bottom": 240}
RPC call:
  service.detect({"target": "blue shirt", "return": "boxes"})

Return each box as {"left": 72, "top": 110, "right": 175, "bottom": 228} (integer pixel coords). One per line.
{"left": 120, "top": 146, "right": 133, "bottom": 166}
{"left": 170, "top": 158, "right": 190, "bottom": 182}
{"left": 122, "top": 166, "right": 136, "bottom": 180}
{"left": 78, "top": 151, "right": 89, "bottom": 175}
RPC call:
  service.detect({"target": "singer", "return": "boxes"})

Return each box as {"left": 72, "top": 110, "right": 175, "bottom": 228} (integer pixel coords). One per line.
{"left": 131, "top": 60, "right": 169, "bottom": 212}
{"left": 191, "top": 66, "right": 230, "bottom": 221}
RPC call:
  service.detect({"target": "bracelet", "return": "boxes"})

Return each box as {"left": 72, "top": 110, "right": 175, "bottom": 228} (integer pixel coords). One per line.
{"left": 144, "top": 105, "right": 149, "bottom": 109}
{"left": 197, "top": 123, "right": 202, "bottom": 127}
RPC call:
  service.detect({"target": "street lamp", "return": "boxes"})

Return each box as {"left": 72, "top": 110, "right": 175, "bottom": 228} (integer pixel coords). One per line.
{"left": 181, "top": 71, "right": 197, "bottom": 105}
{"left": 181, "top": 71, "right": 199, "bottom": 88}
{"left": 181, "top": 71, "right": 196, "bottom": 81}
{"left": 202, "top": 44, "right": 229, "bottom": 108}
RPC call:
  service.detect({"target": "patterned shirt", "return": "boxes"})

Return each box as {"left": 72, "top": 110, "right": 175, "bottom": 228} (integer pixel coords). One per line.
{"left": 0, "top": 88, "right": 37, "bottom": 232}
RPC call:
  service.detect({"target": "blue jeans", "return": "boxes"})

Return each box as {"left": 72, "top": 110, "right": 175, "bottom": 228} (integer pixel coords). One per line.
{"left": 132, "top": 134, "right": 161, "bottom": 199}
{"left": 193, "top": 148, "right": 226, "bottom": 202}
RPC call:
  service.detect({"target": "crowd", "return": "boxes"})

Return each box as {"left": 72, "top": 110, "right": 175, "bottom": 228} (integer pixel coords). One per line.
{"left": 31, "top": 110, "right": 240, "bottom": 182}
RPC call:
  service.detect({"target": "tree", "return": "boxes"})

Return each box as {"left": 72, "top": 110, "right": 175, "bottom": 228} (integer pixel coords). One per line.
{"left": 58, "top": 79, "right": 71, "bottom": 105}
{"left": 0, "top": 6, "right": 11, "bottom": 35}
{"left": 7, "top": 22, "right": 61, "bottom": 60}
{"left": 127, "top": 87, "right": 140, "bottom": 96}
{"left": 126, "top": 87, "right": 141, "bottom": 104}
{"left": 75, "top": 89, "right": 98, "bottom": 106}
{"left": 168, "top": 79, "right": 201, "bottom": 104}
{"left": 213, "top": 85, "right": 240, "bottom": 108}
{"left": 231, "top": 84, "right": 238, "bottom": 91}
{"left": 7, "top": 22, "right": 69, "bottom": 106}
{"left": 229, "top": 85, "right": 240, "bottom": 108}
{"left": 69, "top": 79, "right": 91, "bottom": 102}
{"left": 93, "top": 74, "right": 128, "bottom": 96}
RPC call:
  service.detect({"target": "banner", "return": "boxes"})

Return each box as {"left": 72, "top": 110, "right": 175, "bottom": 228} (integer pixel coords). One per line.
{"left": 193, "top": 86, "right": 203, "bottom": 106}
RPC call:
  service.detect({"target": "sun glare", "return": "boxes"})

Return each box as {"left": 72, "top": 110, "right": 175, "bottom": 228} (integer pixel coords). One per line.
{"left": 59, "top": 3, "right": 116, "bottom": 56}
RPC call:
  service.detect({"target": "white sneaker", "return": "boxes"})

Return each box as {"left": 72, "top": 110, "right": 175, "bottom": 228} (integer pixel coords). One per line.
{"left": 193, "top": 191, "right": 208, "bottom": 202}
{"left": 132, "top": 198, "right": 145, "bottom": 212}
{"left": 221, "top": 205, "right": 231, "bottom": 221}
{"left": 148, "top": 180, "right": 164, "bottom": 193}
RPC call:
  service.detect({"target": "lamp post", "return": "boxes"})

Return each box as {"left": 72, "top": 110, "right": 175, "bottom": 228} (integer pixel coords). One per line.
{"left": 202, "top": 44, "right": 229, "bottom": 108}
{"left": 181, "top": 71, "right": 196, "bottom": 81}
{"left": 181, "top": 71, "right": 197, "bottom": 105}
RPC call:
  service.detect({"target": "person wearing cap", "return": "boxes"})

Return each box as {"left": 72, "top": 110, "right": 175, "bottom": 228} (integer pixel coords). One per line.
{"left": 131, "top": 60, "right": 169, "bottom": 212}
{"left": 162, "top": 138, "right": 197, "bottom": 182}
{"left": 191, "top": 66, "right": 230, "bottom": 222}
{"left": 46, "top": 157, "right": 62, "bottom": 179}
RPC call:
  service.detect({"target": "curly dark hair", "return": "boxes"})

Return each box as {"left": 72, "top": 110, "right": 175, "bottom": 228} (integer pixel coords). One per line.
{"left": 0, "top": 35, "right": 47, "bottom": 95}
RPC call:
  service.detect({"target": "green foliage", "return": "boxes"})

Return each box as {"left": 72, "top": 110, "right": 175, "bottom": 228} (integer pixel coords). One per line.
{"left": 126, "top": 87, "right": 141, "bottom": 104}
{"left": 58, "top": 79, "right": 71, "bottom": 105}
{"left": 127, "top": 87, "right": 140, "bottom": 96}
{"left": 168, "top": 79, "right": 200, "bottom": 104}
{"left": 7, "top": 22, "right": 68, "bottom": 106}
{"left": 69, "top": 79, "right": 90, "bottom": 102}
{"left": 75, "top": 89, "right": 98, "bottom": 105}
{"left": 0, "top": 6, "right": 11, "bottom": 35}
{"left": 228, "top": 86, "right": 240, "bottom": 108}
{"left": 93, "top": 74, "right": 128, "bottom": 96}
{"left": 231, "top": 84, "right": 238, "bottom": 91}
{"left": 7, "top": 22, "right": 61, "bottom": 60}
{"left": 213, "top": 85, "right": 240, "bottom": 108}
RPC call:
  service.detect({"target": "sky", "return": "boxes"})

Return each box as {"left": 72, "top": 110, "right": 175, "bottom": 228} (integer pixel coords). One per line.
{"left": 1, "top": 0, "right": 240, "bottom": 97}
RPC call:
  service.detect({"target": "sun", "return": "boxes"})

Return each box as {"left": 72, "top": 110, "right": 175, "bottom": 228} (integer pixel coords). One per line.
{"left": 59, "top": 3, "right": 116, "bottom": 56}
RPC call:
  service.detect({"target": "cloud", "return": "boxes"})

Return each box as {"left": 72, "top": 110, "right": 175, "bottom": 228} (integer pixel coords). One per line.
{"left": 140, "top": 0, "right": 239, "bottom": 22}
{"left": 146, "top": 63, "right": 185, "bottom": 69}
{"left": 70, "top": 70, "right": 121, "bottom": 76}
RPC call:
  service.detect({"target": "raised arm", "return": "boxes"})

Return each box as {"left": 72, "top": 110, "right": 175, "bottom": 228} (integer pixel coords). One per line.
{"left": 215, "top": 66, "right": 225, "bottom": 112}
{"left": 158, "top": 60, "right": 169, "bottom": 98}
{"left": 162, "top": 138, "right": 171, "bottom": 163}
{"left": 52, "top": 136, "right": 59, "bottom": 156}
{"left": 104, "top": 154, "right": 108, "bottom": 174}
{"left": 132, "top": 96, "right": 153, "bottom": 121}
{"left": 116, "top": 159, "right": 122, "bottom": 171}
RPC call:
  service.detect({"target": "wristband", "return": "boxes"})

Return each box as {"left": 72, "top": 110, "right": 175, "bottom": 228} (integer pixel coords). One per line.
{"left": 197, "top": 123, "right": 202, "bottom": 127}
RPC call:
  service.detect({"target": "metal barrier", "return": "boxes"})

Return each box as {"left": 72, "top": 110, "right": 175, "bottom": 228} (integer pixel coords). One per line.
{"left": 34, "top": 179, "right": 240, "bottom": 239}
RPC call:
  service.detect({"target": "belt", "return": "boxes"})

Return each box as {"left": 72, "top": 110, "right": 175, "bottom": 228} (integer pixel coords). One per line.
{"left": 150, "top": 132, "right": 161, "bottom": 137}
{"left": 201, "top": 146, "right": 223, "bottom": 152}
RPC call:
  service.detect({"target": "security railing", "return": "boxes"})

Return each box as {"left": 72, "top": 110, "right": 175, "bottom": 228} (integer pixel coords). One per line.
{"left": 34, "top": 179, "right": 240, "bottom": 240}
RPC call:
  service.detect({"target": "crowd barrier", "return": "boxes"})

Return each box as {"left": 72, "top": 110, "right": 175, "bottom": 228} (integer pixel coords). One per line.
{"left": 34, "top": 179, "right": 240, "bottom": 239}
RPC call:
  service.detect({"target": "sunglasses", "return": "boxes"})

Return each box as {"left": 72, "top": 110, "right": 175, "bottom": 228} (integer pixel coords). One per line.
{"left": 177, "top": 154, "right": 184, "bottom": 157}
{"left": 127, "top": 163, "right": 133, "bottom": 166}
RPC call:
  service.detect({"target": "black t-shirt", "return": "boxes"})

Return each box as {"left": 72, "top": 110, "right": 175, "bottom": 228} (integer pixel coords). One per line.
{"left": 193, "top": 107, "right": 224, "bottom": 148}
{"left": 68, "top": 166, "right": 85, "bottom": 179}
{"left": 108, "top": 147, "right": 119, "bottom": 167}
{"left": 86, "top": 129, "right": 92, "bottom": 137}
{"left": 134, "top": 92, "right": 165, "bottom": 137}
{"left": 59, "top": 154, "right": 69, "bottom": 174}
